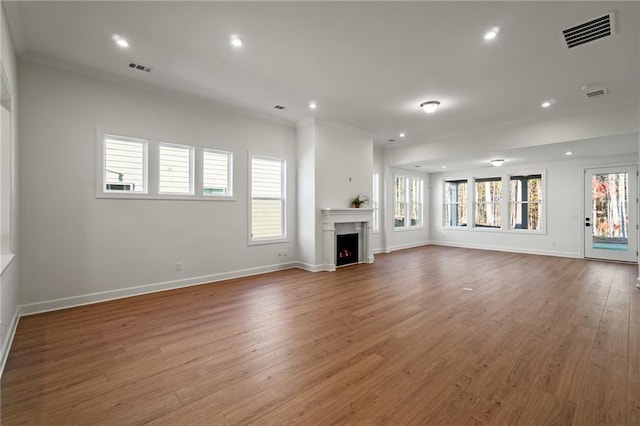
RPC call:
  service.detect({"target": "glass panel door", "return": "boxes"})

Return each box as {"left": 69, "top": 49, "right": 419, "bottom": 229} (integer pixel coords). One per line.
{"left": 584, "top": 166, "right": 637, "bottom": 262}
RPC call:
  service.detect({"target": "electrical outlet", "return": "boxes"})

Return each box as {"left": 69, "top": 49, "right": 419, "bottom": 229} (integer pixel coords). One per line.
{"left": 175, "top": 262, "right": 183, "bottom": 272}
{"left": 281, "top": 250, "right": 287, "bottom": 257}
{"left": 551, "top": 241, "right": 557, "bottom": 247}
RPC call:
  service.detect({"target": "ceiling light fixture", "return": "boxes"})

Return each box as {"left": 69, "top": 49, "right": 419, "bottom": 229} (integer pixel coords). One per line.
{"left": 399, "top": 132, "right": 406, "bottom": 138}
{"left": 309, "top": 101, "right": 317, "bottom": 110}
{"left": 442, "top": 165, "right": 447, "bottom": 169}
{"left": 112, "top": 34, "right": 129, "bottom": 48}
{"left": 484, "top": 27, "right": 501, "bottom": 40}
{"left": 541, "top": 99, "right": 556, "bottom": 108}
{"left": 230, "top": 35, "right": 243, "bottom": 48}
{"left": 565, "top": 151, "right": 573, "bottom": 156}
{"left": 490, "top": 159, "right": 505, "bottom": 167}
{"left": 420, "top": 101, "right": 440, "bottom": 114}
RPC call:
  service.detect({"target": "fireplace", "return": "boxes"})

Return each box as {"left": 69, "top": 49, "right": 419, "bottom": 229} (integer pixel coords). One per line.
{"left": 321, "top": 208, "right": 374, "bottom": 271}
{"left": 336, "top": 233, "right": 359, "bottom": 267}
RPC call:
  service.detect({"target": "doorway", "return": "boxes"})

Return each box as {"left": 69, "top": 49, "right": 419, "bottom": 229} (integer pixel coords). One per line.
{"left": 584, "top": 166, "right": 638, "bottom": 262}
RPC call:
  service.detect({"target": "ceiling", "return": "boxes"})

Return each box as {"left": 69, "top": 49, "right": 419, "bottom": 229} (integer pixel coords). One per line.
{"left": 4, "top": 1, "right": 640, "bottom": 157}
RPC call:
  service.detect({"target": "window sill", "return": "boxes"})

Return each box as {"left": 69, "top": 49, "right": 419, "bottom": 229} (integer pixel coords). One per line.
{"left": 1, "top": 253, "right": 16, "bottom": 275}
{"left": 249, "top": 238, "right": 290, "bottom": 246}
{"left": 97, "top": 193, "right": 236, "bottom": 201}
{"left": 393, "top": 226, "right": 425, "bottom": 232}
{"left": 442, "top": 226, "right": 546, "bottom": 235}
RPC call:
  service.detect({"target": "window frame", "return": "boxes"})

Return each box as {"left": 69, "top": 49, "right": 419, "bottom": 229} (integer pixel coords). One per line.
{"left": 372, "top": 172, "right": 380, "bottom": 233}
{"left": 508, "top": 173, "right": 546, "bottom": 233}
{"left": 474, "top": 177, "right": 502, "bottom": 229}
{"left": 202, "top": 148, "right": 233, "bottom": 198}
{"left": 248, "top": 153, "right": 288, "bottom": 245}
{"left": 96, "top": 130, "right": 235, "bottom": 201}
{"left": 443, "top": 179, "right": 468, "bottom": 228}
{"left": 393, "top": 173, "right": 424, "bottom": 231}
{"left": 102, "top": 133, "right": 149, "bottom": 195}
{"left": 158, "top": 142, "right": 195, "bottom": 195}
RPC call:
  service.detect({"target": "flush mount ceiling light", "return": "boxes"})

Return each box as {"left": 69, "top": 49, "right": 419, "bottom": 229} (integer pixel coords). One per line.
{"left": 541, "top": 99, "right": 556, "bottom": 108}
{"left": 484, "top": 27, "right": 501, "bottom": 40}
{"left": 309, "top": 100, "right": 317, "bottom": 110}
{"left": 230, "top": 34, "right": 243, "bottom": 48}
{"left": 490, "top": 159, "right": 505, "bottom": 167}
{"left": 112, "top": 34, "right": 129, "bottom": 48}
{"left": 420, "top": 101, "right": 440, "bottom": 114}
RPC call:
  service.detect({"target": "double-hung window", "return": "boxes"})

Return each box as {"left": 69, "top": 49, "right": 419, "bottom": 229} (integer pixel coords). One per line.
{"left": 250, "top": 155, "right": 286, "bottom": 242}
{"left": 394, "top": 175, "right": 423, "bottom": 229}
{"left": 510, "top": 174, "right": 543, "bottom": 230}
{"left": 475, "top": 177, "right": 501, "bottom": 228}
{"left": 103, "top": 134, "right": 147, "bottom": 193}
{"left": 444, "top": 180, "right": 467, "bottom": 227}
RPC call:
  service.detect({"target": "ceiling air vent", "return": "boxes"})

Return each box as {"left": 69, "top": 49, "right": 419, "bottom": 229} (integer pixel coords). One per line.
{"left": 128, "top": 62, "right": 152, "bottom": 73}
{"left": 562, "top": 12, "right": 615, "bottom": 48}
{"left": 273, "top": 105, "right": 285, "bottom": 110}
{"left": 581, "top": 84, "right": 608, "bottom": 99}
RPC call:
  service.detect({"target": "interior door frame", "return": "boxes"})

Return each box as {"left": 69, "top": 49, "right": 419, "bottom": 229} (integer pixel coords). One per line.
{"left": 582, "top": 164, "right": 638, "bottom": 263}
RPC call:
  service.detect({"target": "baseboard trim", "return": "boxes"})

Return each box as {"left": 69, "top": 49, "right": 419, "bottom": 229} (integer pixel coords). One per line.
{"left": 385, "top": 241, "right": 431, "bottom": 252}
{"left": 18, "top": 261, "right": 300, "bottom": 317}
{"left": 0, "top": 306, "right": 20, "bottom": 378}
{"left": 295, "top": 262, "right": 325, "bottom": 272}
{"left": 429, "top": 241, "right": 581, "bottom": 259}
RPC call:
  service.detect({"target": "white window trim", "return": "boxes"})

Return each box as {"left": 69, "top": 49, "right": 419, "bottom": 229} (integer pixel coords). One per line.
{"left": 372, "top": 171, "right": 380, "bottom": 233}
{"left": 202, "top": 148, "right": 233, "bottom": 197}
{"left": 248, "top": 152, "right": 288, "bottom": 245}
{"left": 440, "top": 170, "right": 547, "bottom": 235}
{"left": 158, "top": 141, "right": 195, "bottom": 195}
{"left": 443, "top": 178, "right": 468, "bottom": 228}
{"left": 96, "top": 129, "right": 236, "bottom": 201}
{"left": 393, "top": 173, "right": 424, "bottom": 231}
{"left": 101, "top": 133, "right": 149, "bottom": 195}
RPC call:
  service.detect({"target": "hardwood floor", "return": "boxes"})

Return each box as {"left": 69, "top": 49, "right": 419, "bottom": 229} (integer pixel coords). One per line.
{"left": 2, "top": 246, "right": 639, "bottom": 425}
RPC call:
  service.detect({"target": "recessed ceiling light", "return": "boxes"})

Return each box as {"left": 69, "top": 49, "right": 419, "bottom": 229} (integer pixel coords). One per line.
{"left": 565, "top": 151, "right": 573, "bottom": 156}
{"left": 420, "top": 101, "right": 440, "bottom": 114}
{"left": 442, "top": 165, "right": 447, "bottom": 169}
{"left": 490, "top": 159, "right": 505, "bottom": 167}
{"left": 541, "top": 99, "right": 556, "bottom": 108}
{"left": 399, "top": 132, "right": 406, "bottom": 138}
{"left": 112, "top": 34, "right": 129, "bottom": 48}
{"left": 230, "top": 35, "right": 243, "bottom": 48}
{"left": 309, "top": 101, "right": 317, "bottom": 110}
{"left": 484, "top": 27, "right": 501, "bottom": 40}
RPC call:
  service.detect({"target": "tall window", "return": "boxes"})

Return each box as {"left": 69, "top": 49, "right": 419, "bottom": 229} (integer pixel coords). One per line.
{"left": 104, "top": 134, "right": 147, "bottom": 193}
{"left": 159, "top": 143, "right": 193, "bottom": 194}
{"left": 475, "top": 177, "right": 501, "bottom": 228}
{"left": 372, "top": 172, "right": 380, "bottom": 232}
{"left": 510, "top": 174, "right": 542, "bottom": 230}
{"left": 394, "top": 175, "right": 423, "bottom": 229}
{"left": 444, "top": 180, "right": 467, "bottom": 227}
{"left": 251, "top": 156, "right": 286, "bottom": 241}
{"left": 203, "top": 149, "right": 232, "bottom": 196}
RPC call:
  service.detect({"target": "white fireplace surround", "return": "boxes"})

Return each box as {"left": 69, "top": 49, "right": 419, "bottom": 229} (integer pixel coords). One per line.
{"left": 321, "top": 208, "right": 374, "bottom": 271}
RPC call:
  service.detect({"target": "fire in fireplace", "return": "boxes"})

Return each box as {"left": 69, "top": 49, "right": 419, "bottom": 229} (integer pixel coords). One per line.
{"left": 336, "top": 233, "right": 359, "bottom": 267}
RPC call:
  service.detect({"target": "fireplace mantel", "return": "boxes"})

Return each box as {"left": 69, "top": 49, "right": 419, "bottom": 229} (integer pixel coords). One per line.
{"left": 321, "top": 208, "right": 374, "bottom": 271}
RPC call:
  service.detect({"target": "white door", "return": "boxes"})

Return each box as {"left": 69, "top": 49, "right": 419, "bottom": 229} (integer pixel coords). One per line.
{"left": 584, "top": 166, "right": 638, "bottom": 262}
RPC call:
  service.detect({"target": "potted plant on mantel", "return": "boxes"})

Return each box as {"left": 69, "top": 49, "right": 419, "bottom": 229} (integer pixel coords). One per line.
{"left": 350, "top": 194, "right": 369, "bottom": 208}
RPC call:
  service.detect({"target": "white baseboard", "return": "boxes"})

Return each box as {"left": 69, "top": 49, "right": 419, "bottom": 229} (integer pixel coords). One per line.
{"left": 0, "top": 306, "right": 20, "bottom": 378}
{"left": 385, "top": 241, "right": 431, "bottom": 253}
{"left": 295, "top": 261, "right": 325, "bottom": 272}
{"left": 18, "top": 261, "right": 300, "bottom": 317}
{"left": 429, "top": 241, "right": 581, "bottom": 259}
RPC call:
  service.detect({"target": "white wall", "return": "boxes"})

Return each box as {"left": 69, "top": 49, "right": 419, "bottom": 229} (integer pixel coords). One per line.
{"left": 0, "top": 0, "right": 19, "bottom": 372}
{"left": 429, "top": 154, "right": 635, "bottom": 257}
{"left": 18, "top": 60, "right": 297, "bottom": 310}
{"left": 371, "top": 145, "right": 384, "bottom": 252}
{"left": 296, "top": 120, "right": 316, "bottom": 267}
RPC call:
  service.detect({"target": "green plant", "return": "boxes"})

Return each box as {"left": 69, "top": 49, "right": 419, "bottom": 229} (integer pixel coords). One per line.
{"left": 350, "top": 194, "right": 369, "bottom": 208}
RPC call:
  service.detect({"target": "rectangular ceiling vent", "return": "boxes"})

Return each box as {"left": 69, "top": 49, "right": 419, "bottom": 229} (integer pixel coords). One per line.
{"left": 128, "top": 62, "right": 152, "bottom": 73}
{"left": 562, "top": 12, "right": 615, "bottom": 48}
{"left": 581, "top": 85, "right": 609, "bottom": 99}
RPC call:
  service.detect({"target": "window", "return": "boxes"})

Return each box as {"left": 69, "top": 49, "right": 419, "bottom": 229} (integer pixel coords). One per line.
{"left": 251, "top": 155, "right": 286, "bottom": 242}
{"left": 203, "top": 149, "right": 232, "bottom": 196}
{"left": 510, "top": 174, "right": 542, "bottom": 230}
{"left": 372, "top": 172, "right": 380, "bottom": 232}
{"left": 394, "top": 175, "right": 423, "bottom": 229}
{"left": 475, "top": 177, "right": 501, "bottom": 228}
{"left": 104, "top": 134, "right": 147, "bottom": 193}
{"left": 444, "top": 180, "right": 467, "bottom": 227}
{"left": 159, "top": 143, "right": 193, "bottom": 194}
